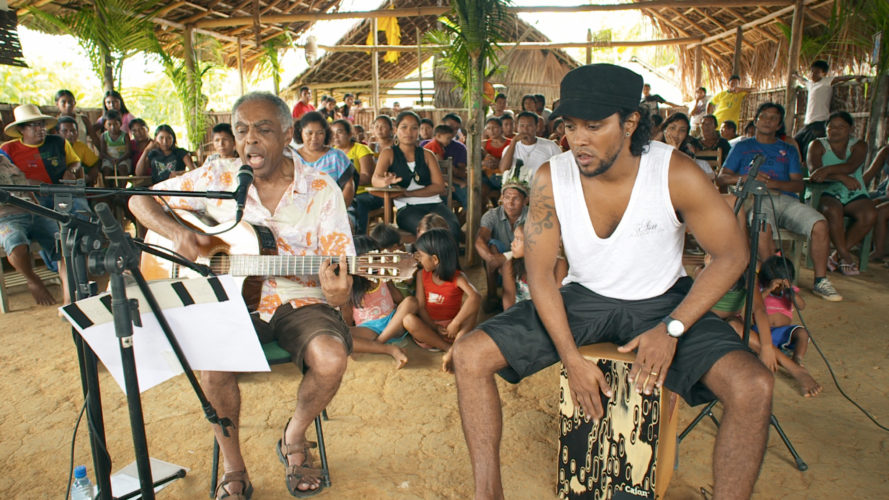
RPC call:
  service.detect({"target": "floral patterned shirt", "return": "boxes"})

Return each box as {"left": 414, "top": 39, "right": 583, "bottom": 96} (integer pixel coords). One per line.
{"left": 152, "top": 148, "right": 355, "bottom": 321}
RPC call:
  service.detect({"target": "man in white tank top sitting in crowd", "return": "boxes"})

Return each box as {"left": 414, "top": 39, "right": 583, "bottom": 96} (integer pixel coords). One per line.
{"left": 448, "top": 64, "right": 773, "bottom": 500}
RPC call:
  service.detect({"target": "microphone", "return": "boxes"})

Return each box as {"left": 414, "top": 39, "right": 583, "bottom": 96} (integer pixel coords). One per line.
{"left": 233, "top": 165, "right": 254, "bottom": 222}
{"left": 733, "top": 154, "right": 766, "bottom": 215}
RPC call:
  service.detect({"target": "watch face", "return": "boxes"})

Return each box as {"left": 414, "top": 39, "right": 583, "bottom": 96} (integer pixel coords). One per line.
{"left": 667, "top": 320, "right": 684, "bottom": 336}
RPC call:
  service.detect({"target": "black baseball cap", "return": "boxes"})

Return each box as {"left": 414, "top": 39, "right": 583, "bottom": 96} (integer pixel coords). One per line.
{"left": 550, "top": 64, "right": 644, "bottom": 122}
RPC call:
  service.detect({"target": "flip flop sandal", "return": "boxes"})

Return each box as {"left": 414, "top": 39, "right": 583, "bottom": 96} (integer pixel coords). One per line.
{"left": 215, "top": 470, "right": 253, "bottom": 500}
{"left": 277, "top": 419, "right": 325, "bottom": 498}
{"left": 827, "top": 253, "right": 839, "bottom": 272}
{"left": 838, "top": 260, "right": 860, "bottom": 276}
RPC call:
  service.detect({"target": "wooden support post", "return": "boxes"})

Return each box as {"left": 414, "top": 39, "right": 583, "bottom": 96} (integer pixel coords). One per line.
{"left": 417, "top": 26, "right": 424, "bottom": 106}
{"left": 783, "top": 0, "right": 805, "bottom": 134}
{"left": 372, "top": 18, "right": 380, "bottom": 114}
{"left": 236, "top": 37, "right": 245, "bottom": 96}
{"left": 694, "top": 44, "right": 702, "bottom": 90}
{"left": 252, "top": 0, "right": 262, "bottom": 51}
{"left": 184, "top": 25, "right": 195, "bottom": 103}
{"left": 732, "top": 25, "right": 743, "bottom": 77}
{"left": 586, "top": 29, "right": 593, "bottom": 64}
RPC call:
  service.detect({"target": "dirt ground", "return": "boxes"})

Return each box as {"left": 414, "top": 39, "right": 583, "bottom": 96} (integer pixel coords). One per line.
{"left": 0, "top": 263, "right": 887, "bottom": 499}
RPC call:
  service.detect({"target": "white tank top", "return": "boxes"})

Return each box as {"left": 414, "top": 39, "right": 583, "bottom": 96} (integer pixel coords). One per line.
{"left": 550, "top": 141, "right": 686, "bottom": 300}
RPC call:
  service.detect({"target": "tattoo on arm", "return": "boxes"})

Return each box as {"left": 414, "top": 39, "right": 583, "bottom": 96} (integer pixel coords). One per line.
{"left": 525, "top": 171, "right": 555, "bottom": 252}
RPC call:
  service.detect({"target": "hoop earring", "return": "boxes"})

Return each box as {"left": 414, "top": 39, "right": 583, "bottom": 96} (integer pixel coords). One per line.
{"left": 625, "top": 132, "right": 631, "bottom": 137}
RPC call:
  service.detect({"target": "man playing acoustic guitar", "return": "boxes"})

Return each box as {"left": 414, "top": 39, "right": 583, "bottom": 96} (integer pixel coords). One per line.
{"left": 130, "top": 92, "right": 354, "bottom": 499}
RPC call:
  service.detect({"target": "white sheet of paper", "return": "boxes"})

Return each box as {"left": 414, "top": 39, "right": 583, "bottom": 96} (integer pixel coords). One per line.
{"left": 61, "top": 275, "right": 270, "bottom": 393}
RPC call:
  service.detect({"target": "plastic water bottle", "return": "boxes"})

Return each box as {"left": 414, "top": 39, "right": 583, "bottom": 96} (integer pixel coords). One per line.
{"left": 70, "top": 465, "right": 94, "bottom": 500}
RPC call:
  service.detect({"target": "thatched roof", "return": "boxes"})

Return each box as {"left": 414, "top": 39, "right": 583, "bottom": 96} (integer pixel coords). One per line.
{"left": 10, "top": 0, "right": 342, "bottom": 72}
{"left": 284, "top": 0, "right": 578, "bottom": 105}
{"left": 636, "top": 0, "right": 875, "bottom": 94}
{"left": 0, "top": 10, "right": 27, "bottom": 68}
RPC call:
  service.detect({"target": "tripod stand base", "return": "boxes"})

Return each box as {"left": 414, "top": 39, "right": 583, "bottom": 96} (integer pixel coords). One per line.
{"left": 111, "top": 458, "right": 188, "bottom": 499}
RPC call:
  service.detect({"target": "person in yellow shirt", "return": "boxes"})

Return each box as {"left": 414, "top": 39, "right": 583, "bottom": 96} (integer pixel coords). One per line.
{"left": 57, "top": 116, "right": 99, "bottom": 185}
{"left": 708, "top": 75, "right": 756, "bottom": 128}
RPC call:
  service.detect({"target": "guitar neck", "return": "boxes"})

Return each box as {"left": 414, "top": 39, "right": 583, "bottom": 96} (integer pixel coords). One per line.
{"left": 228, "top": 255, "right": 355, "bottom": 277}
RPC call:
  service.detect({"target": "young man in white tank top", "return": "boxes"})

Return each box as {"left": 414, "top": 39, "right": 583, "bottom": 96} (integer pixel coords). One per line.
{"left": 449, "top": 64, "right": 774, "bottom": 500}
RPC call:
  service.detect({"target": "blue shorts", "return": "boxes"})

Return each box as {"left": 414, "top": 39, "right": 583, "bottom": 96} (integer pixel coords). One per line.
{"left": 752, "top": 324, "right": 801, "bottom": 353}
{"left": 0, "top": 213, "right": 60, "bottom": 260}
{"left": 357, "top": 310, "right": 407, "bottom": 344}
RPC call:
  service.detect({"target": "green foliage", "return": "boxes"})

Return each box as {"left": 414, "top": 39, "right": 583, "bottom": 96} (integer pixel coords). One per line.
{"left": 424, "top": 0, "right": 512, "bottom": 105}
{"left": 256, "top": 34, "right": 291, "bottom": 95}
{"left": 25, "top": 0, "right": 162, "bottom": 90}
{"left": 0, "top": 59, "right": 103, "bottom": 106}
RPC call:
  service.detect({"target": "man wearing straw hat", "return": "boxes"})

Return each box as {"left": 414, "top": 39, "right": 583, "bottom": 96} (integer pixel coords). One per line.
{"left": 451, "top": 64, "right": 771, "bottom": 499}
{"left": 1, "top": 104, "right": 82, "bottom": 191}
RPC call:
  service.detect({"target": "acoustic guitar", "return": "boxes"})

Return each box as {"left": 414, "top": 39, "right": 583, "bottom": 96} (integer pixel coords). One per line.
{"left": 141, "top": 210, "right": 416, "bottom": 309}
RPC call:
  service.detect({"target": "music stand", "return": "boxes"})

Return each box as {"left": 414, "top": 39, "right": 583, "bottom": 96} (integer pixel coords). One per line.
{"left": 676, "top": 176, "right": 808, "bottom": 471}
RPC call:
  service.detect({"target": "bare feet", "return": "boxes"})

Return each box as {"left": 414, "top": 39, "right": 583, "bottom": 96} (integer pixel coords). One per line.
{"left": 442, "top": 348, "right": 454, "bottom": 373}
{"left": 388, "top": 345, "right": 408, "bottom": 369}
{"left": 27, "top": 278, "right": 56, "bottom": 306}
{"left": 786, "top": 364, "right": 822, "bottom": 397}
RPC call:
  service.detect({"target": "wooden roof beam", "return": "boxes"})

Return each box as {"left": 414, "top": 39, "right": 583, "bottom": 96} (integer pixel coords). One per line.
{"left": 195, "top": 1, "right": 794, "bottom": 28}
{"left": 666, "top": 7, "right": 753, "bottom": 51}
{"left": 716, "top": 7, "right": 779, "bottom": 43}
{"left": 644, "top": 8, "right": 724, "bottom": 62}
{"left": 688, "top": 0, "right": 819, "bottom": 48}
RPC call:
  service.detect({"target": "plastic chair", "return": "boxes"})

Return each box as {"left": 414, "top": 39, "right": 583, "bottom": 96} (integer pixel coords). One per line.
{"left": 208, "top": 341, "right": 330, "bottom": 497}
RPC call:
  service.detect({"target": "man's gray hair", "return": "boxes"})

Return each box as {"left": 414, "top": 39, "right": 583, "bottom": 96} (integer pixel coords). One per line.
{"left": 231, "top": 91, "right": 293, "bottom": 131}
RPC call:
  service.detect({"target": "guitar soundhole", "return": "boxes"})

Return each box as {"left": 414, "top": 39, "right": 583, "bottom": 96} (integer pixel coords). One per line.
{"left": 209, "top": 253, "right": 232, "bottom": 276}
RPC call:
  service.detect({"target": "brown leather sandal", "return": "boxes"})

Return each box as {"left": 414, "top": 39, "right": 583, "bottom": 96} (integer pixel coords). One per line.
{"left": 276, "top": 419, "right": 325, "bottom": 497}
{"left": 215, "top": 470, "right": 253, "bottom": 500}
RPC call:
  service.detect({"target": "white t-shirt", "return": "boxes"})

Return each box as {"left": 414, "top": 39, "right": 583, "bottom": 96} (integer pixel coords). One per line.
{"left": 805, "top": 76, "right": 835, "bottom": 124}
{"left": 506, "top": 137, "right": 563, "bottom": 184}
{"left": 393, "top": 161, "right": 441, "bottom": 209}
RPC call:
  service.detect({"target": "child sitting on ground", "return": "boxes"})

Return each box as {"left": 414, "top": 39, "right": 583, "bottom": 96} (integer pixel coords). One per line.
{"left": 342, "top": 236, "right": 411, "bottom": 368}
{"left": 402, "top": 229, "right": 480, "bottom": 371}
{"left": 98, "top": 109, "right": 132, "bottom": 182}
{"left": 702, "top": 256, "right": 821, "bottom": 397}
{"left": 416, "top": 212, "right": 450, "bottom": 237}
{"left": 501, "top": 222, "right": 567, "bottom": 310}
{"left": 759, "top": 255, "right": 813, "bottom": 368}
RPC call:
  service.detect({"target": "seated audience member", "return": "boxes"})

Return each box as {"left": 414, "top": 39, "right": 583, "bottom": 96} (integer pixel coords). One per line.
{"left": 730, "top": 120, "right": 755, "bottom": 147}
{"left": 417, "top": 212, "right": 450, "bottom": 236}
{"left": 2, "top": 104, "right": 83, "bottom": 200}
{"left": 720, "top": 120, "right": 738, "bottom": 142}
{"left": 354, "top": 124, "right": 368, "bottom": 145}
{"left": 661, "top": 112, "right": 699, "bottom": 158}
{"left": 419, "top": 118, "right": 435, "bottom": 142}
{"left": 807, "top": 111, "right": 875, "bottom": 275}
{"left": 54, "top": 89, "right": 98, "bottom": 147}
{"left": 500, "top": 113, "right": 516, "bottom": 140}
{"left": 863, "top": 145, "right": 889, "bottom": 262}
{"left": 98, "top": 109, "right": 133, "bottom": 179}
{"left": 372, "top": 111, "right": 461, "bottom": 241}
{"left": 501, "top": 221, "right": 567, "bottom": 311}
{"left": 498, "top": 111, "right": 562, "bottom": 184}
{"left": 95, "top": 90, "right": 136, "bottom": 135}
{"left": 403, "top": 228, "right": 480, "bottom": 370}
{"left": 342, "top": 235, "right": 410, "bottom": 368}
{"left": 331, "top": 119, "right": 374, "bottom": 189}
{"left": 474, "top": 178, "right": 528, "bottom": 312}
{"left": 650, "top": 113, "right": 665, "bottom": 142}
{"left": 57, "top": 116, "right": 99, "bottom": 185}
{"left": 794, "top": 60, "right": 862, "bottom": 161}
{"left": 369, "top": 223, "right": 403, "bottom": 251}
{"left": 135, "top": 124, "right": 195, "bottom": 185}
{"left": 421, "top": 125, "right": 468, "bottom": 208}
{"left": 293, "top": 112, "right": 354, "bottom": 205}
{"left": 482, "top": 117, "right": 511, "bottom": 192}
{"left": 441, "top": 113, "right": 466, "bottom": 143}
{"left": 291, "top": 85, "right": 315, "bottom": 119}
{"left": 487, "top": 92, "right": 510, "bottom": 119}
{"left": 718, "top": 102, "right": 842, "bottom": 301}
{"left": 0, "top": 151, "right": 65, "bottom": 305}
{"left": 340, "top": 93, "right": 356, "bottom": 122}
{"left": 128, "top": 118, "right": 153, "bottom": 168}
{"left": 369, "top": 114, "right": 395, "bottom": 157}
{"left": 689, "top": 86, "right": 709, "bottom": 133}
{"left": 640, "top": 83, "right": 681, "bottom": 116}
{"left": 548, "top": 117, "right": 565, "bottom": 143}
{"left": 129, "top": 91, "right": 353, "bottom": 498}
{"left": 204, "top": 123, "right": 238, "bottom": 163}
{"left": 708, "top": 75, "right": 756, "bottom": 128}
{"left": 534, "top": 93, "right": 552, "bottom": 128}
{"left": 520, "top": 94, "right": 537, "bottom": 114}
{"left": 697, "top": 114, "right": 732, "bottom": 162}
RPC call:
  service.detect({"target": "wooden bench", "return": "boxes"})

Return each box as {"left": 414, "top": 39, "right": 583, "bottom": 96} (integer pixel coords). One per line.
{"left": 0, "top": 242, "right": 62, "bottom": 313}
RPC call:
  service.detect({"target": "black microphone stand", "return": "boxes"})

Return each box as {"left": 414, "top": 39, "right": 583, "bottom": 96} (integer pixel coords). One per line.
{"left": 0, "top": 183, "right": 237, "bottom": 497}
{"left": 676, "top": 176, "right": 808, "bottom": 471}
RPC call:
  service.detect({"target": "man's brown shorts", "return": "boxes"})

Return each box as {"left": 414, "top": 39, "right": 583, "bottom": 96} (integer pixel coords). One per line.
{"left": 252, "top": 303, "right": 352, "bottom": 372}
